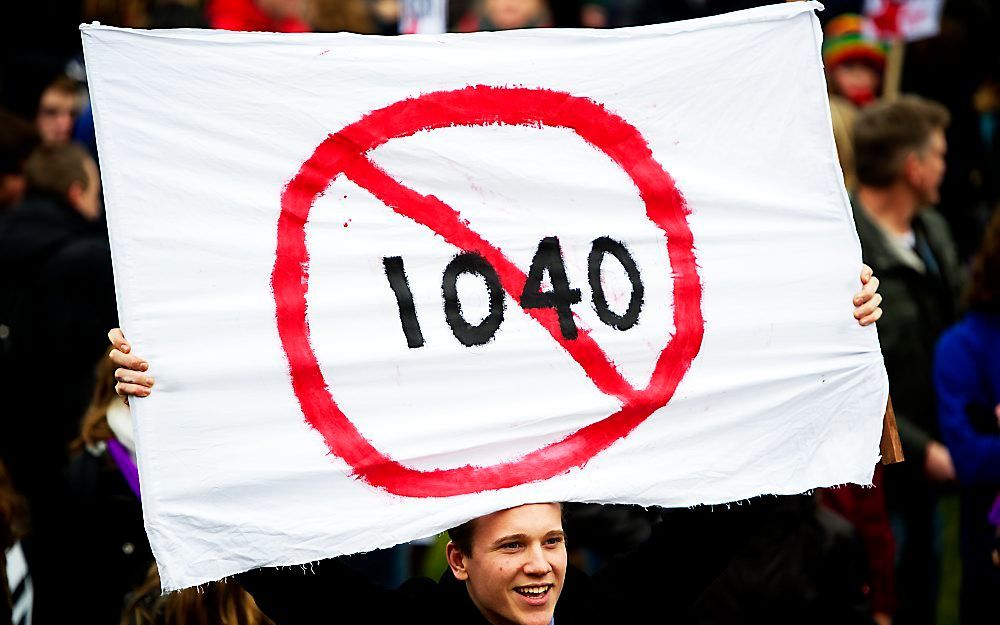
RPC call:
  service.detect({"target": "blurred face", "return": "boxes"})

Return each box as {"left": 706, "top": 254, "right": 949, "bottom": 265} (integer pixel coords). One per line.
{"left": 484, "top": 0, "right": 546, "bottom": 30}
{"left": 908, "top": 128, "right": 947, "bottom": 205}
{"left": 447, "top": 504, "right": 566, "bottom": 625}
{"left": 831, "top": 62, "right": 880, "bottom": 107}
{"left": 36, "top": 88, "right": 79, "bottom": 145}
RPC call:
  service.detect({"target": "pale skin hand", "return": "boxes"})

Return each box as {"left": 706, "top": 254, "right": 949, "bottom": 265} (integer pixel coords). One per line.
{"left": 923, "top": 440, "right": 956, "bottom": 483}
{"left": 854, "top": 264, "right": 882, "bottom": 326}
{"left": 109, "top": 266, "right": 885, "bottom": 399}
{"left": 108, "top": 327, "right": 153, "bottom": 399}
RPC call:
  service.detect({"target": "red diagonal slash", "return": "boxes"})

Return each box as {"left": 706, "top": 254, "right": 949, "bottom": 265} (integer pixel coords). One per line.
{"left": 272, "top": 85, "right": 703, "bottom": 497}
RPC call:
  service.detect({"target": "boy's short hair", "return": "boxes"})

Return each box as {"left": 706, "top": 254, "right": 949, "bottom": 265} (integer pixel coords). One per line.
{"left": 448, "top": 517, "right": 478, "bottom": 556}
{"left": 853, "top": 95, "right": 950, "bottom": 188}
{"left": 447, "top": 502, "right": 565, "bottom": 556}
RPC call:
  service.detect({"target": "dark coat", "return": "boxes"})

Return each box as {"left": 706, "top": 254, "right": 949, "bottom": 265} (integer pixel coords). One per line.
{"left": 852, "top": 201, "right": 963, "bottom": 468}
{"left": 0, "top": 194, "right": 118, "bottom": 625}
{"left": 56, "top": 448, "right": 152, "bottom": 625}
{"left": 0, "top": 194, "right": 117, "bottom": 500}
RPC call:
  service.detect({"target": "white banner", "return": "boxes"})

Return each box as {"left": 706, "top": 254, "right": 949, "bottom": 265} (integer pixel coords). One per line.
{"left": 82, "top": 1, "right": 888, "bottom": 591}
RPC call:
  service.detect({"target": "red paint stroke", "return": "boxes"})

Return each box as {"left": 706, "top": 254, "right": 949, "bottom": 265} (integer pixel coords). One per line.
{"left": 272, "top": 85, "right": 703, "bottom": 497}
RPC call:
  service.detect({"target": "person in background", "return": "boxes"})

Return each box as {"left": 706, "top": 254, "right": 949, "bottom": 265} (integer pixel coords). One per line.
{"left": 933, "top": 208, "right": 1000, "bottom": 624}
{"left": 122, "top": 563, "right": 274, "bottom": 625}
{"left": 34, "top": 75, "right": 81, "bottom": 146}
{"left": 824, "top": 13, "right": 886, "bottom": 193}
{"left": 1, "top": 458, "right": 31, "bottom": 625}
{"left": 823, "top": 61, "right": 898, "bottom": 625}
{"left": 457, "top": 0, "right": 551, "bottom": 32}
{"left": 0, "top": 143, "right": 117, "bottom": 624}
{"left": 823, "top": 14, "right": 886, "bottom": 109}
{"left": 852, "top": 95, "right": 963, "bottom": 625}
{"left": 58, "top": 349, "right": 154, "bottom": 625}
{"left": 0, "top": 110, "right": 39, "bottom": 212}
{"left": 821, "top": 472, "right": 897, "bottom": 625}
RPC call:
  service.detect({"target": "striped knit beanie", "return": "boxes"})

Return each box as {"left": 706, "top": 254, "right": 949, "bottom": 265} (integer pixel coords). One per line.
{"left": 823, "top": 14, "right": 888, "bottom": 71}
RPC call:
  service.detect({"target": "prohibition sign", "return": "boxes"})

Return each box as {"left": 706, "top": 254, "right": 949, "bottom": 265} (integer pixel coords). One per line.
{"left": 272, "top": 85, "right": 704, "bottom": 497}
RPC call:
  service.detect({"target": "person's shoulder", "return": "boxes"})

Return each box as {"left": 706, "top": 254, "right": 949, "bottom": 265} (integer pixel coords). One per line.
{"left": 917, "top": 207, "right": 959, "bottom": 253}
{"left": 42, "top": 234, "right": 113, "bottom": 279}
{"left": 916, "top": 206, "right": 950, "bottom": 231}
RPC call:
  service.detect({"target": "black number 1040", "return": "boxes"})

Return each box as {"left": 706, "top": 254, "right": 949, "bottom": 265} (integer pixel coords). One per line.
{"left": 383, "top": 236, "right": 643, "bottom": 348}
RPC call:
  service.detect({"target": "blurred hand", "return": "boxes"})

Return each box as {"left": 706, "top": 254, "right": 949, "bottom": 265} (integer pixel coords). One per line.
{"left": 108, "top": 328, "right": 154, "bottom": 399}
{"left": 924, "top": 440, "right": 956, "bottom": 483}
{"left": 854, "top": 264, "right": 882, "bottom": 326}
{"left": 995, "top": 403, "right": 1000, "bottom": 430}
{"left": 873, "top": 612, "right": 892, "bottom": 625}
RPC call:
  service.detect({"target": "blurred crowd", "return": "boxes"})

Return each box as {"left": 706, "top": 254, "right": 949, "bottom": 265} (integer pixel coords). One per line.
{"left": 1, "top": 1, "right": 1000, "bottom": 624}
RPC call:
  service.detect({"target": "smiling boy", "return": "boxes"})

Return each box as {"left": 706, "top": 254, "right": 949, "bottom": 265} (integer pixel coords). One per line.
{"left": 446, "top": 504, "right": 566, "bottom": 625}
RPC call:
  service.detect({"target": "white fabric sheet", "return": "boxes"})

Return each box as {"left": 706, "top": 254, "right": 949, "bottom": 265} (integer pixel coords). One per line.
{"left": 82, "top": 1, "right": 889, "bottom": 591}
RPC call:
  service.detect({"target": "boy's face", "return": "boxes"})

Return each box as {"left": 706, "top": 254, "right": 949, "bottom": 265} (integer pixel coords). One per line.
{"left": 447, "top": 503, "right": 566, "bottom": 625}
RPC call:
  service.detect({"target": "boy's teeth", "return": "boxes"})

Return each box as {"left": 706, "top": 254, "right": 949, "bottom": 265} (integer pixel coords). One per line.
{"left": 517, "top": 586, "right": 548, "bottom": 595}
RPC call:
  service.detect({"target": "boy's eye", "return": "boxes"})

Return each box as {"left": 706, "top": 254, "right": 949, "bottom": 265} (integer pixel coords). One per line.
{"left": 501, "top": 542, "right": 522, "bottom": 550}
{"left": 545, "top": 536, "right": 564, "bottom": 546}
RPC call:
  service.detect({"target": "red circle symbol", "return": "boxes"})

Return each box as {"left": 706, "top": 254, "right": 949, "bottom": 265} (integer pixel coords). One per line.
{"left": 272, "top": 85, "right": 703, "bottom": 497}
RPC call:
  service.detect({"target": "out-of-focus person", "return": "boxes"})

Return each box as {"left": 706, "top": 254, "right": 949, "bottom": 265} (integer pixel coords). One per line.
{"left": 0, "top": 143, "right": 117, "bottom": 624}
{"left": 852, "top": 95, "right": 963, "bottom": 625}
{"left": 823, "top": 14, "right": 886, "bottom": 109}
{"left": 0, "top": 110, "right": 39, "bottom": 212}
{"left": 821, "top": 469, "right": 897, "bottom": 625}
{"left": 933, "top": 208, "right": 1000, "bottom": 624}
{"left": 823, "top": 30, "right": 897, "bottom": 624}
{"left": 824, "top": 14, "right": 886, "bottom": 192}
{"left": 823, "top": 13, "right": 886, "bottom": 193}
{"left": 34, "top": 75, "right": 81, "bottom": 146}
{"left": 684, "top": 494, "right": 874, "bottom": 625}
{"left": 122, "top": 563, "right": 274, "bottom": 625}
{"left": 1, "top": 457, "right": 32, "bottom": 625}
{"left": 457, "top": 0, "right": 551, "bottom": 31}
{"left": 57, "top": 350, "right": 153, "bottom": 625}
